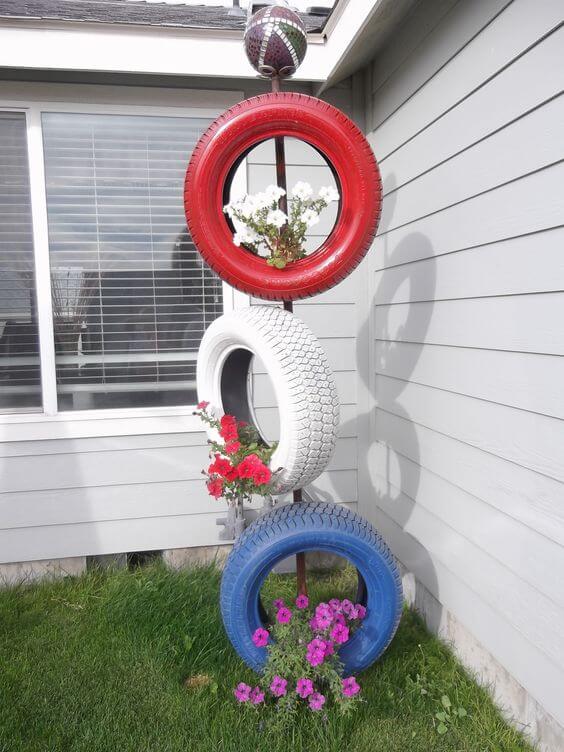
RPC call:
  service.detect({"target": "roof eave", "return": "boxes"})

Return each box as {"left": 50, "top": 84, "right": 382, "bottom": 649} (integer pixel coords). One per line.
{"left": 0, "top": 0, "right": 396, "bottom": 85}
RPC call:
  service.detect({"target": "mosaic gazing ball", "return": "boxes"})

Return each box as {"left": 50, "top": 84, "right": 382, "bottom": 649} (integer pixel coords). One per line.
{"left": 244, "top": 5, "right": 307, "bottom": 78}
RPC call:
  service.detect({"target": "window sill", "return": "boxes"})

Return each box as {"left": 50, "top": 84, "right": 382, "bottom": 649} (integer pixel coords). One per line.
{"left": 0, "top": 405, "right": 204, "bottom": 442}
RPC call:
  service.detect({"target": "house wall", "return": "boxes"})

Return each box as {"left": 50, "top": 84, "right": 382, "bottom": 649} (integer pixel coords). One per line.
{"left": 360, "top": 0, "right": 564, "bottom": 746}
{"left": 0, "top": 76, "right": 361, "bottom": 566}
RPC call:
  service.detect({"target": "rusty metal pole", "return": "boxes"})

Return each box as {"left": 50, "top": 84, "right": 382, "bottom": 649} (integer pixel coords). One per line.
{"left": 271, "top": 74, "right": 307, "bottom": 596}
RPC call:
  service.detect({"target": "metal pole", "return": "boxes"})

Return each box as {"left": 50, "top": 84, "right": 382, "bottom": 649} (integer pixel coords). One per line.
{"left": 271, "top": 74, "right": 307, "bottom": 596}
{"left": 271, "top": 75, "right": 288, "bottom": 216}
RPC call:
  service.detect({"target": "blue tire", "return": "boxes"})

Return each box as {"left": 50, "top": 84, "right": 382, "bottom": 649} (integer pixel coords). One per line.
{"left": 220, "top": 501, "right": 403, "bottom": 674}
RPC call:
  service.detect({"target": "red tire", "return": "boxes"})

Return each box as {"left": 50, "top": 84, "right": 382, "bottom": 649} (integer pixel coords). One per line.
{"left": 184, "top": 93, "right": 382, "bottom": 301}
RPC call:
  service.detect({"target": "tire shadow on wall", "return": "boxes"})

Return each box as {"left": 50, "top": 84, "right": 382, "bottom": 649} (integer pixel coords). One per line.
{"left": 369, "top": 226, "right": 439, "bottom": 629}
{"left": 309, "top": 173, "right": 441, "bottom": 631}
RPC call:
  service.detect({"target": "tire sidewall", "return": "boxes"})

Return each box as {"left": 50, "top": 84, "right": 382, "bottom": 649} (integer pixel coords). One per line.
{"left": 185, "top": 94, "right": 382, "bottom": 301}
{"left": 197, "top": 313, "right": 293, "bottom": 488}
{"left": 221, "top": 519, "right": 402, "bottom": 674}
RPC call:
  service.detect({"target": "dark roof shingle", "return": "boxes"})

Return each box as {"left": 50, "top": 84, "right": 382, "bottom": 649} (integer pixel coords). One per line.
{"left": 0, "top": 1, "right": 329, "bottom": 32}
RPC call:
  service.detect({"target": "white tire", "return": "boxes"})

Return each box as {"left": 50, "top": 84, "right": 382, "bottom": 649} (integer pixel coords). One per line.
{"left": 197, "top": 305, "right": 340, "bottom": 495}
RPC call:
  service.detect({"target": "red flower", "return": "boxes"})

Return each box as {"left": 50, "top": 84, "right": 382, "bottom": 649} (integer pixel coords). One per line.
{"left": 237, "top": 454, "right": 271, "bottom": 486}
{"left": 219, "top": 414, "right": 238, "bottom": 442}
{"left": 197, "top": 400, "right": 209, "bottom": 410}
{"left": 252, "top": 462, "right": 271, "bottom": 485}
{"left": 225, "top": 440, "right": 241, "bottom": 455}
{"left": 209, "top": 454, "right": 237, "bottom": 481}
{"left": 206, "top": 477, "right": 224, "bottom": 499}
{"left": 236, "top": 453, "right": 261, "bottom": 479}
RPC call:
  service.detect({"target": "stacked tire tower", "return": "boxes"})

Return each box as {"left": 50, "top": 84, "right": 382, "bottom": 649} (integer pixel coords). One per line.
{"left": 184, "top": 4, "right": 402, "bottom": 677}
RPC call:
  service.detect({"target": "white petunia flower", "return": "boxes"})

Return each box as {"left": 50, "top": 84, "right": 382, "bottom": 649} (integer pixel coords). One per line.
{"left": 265, "top": 184, "right": 286, "bottom": 202}
{"left": 233, "top": 224, "right": 259, "bottom": 246}
{"left": 292, "top": 181, "right": 313, "bottom": 201}
{"left": 240, "top": 196, "right": 259, "bottom": 219}
{"left": 253, "top": 192, "right": 273, "bottom": 211}
{"left": 233, "top": 232, "right": 257, "bottom": 247}
{"left": 266, "top": 209, "right": 287, "bottom": 228}
{"left": 319, "top": 185, "right": 340, "bottom": 203}
{"left": 223, "top": 203, "right": 235, "bottom": 217}
{"left": 301, "top": 208, "right": 320, "bottom": 227}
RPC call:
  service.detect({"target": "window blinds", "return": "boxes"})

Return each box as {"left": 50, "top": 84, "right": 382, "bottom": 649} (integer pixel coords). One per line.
{"left": 0, "top": 112, "right": 41, "bottom": 412}
{"left": 42, "top": 112, "right": 222, "bottom": 410}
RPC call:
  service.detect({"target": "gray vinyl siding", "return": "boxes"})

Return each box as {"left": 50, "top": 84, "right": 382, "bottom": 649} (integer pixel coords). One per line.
{"left": 0, "top": 78, "right": 359, "bottom": 564}
{"left": 360, "top": 0, "right": 564, "bottom": 731}
{"left": 0, "top": 432, "right": 213, "bottom": 562}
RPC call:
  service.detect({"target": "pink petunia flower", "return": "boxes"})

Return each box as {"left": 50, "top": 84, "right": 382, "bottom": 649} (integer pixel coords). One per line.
{"left": 309, "top": 616, "right": 319, "bottom": 631}
{"left": 306, "top": 649, "right": 325, "bottom": 667}
{"left": 250, "top": 686, "right": 265, "bottom": 704}
{"left": 315, "top": 603, "right": 332, "bottom": 620}
{"left": 296, "top": 678, "right": 314, "bottom": 699}
{"left": 252, "top": 627, "right": 269, "bottom": 647}
{"left": 295, "top": 594, "right": 309, "bottom": 610}
{"left": 316, "top": 613, "right": 332, "bottom": 630}
{"left": 354, "top": 604, "right": 367, "bottom": 620}
{"left": 273, "top": 598, "right": 285, "bottom": 609}
{"left": 329, "top": 598, "right": 341, "bottom": 612}
{"left": 342, "top": 676, "right": 361, "bottom": 697}
{"left": 331, "top": 622, "right": 350, "bottom": 644}
{"left": 314, "top": 603, "right": 333, "bottom": 629}
{"left": 234, "top": 682, "right": 252, "bottom": 702}
{"left": 333, "top": 612, "right": 346, "bottom": 626}
{"left": 270, "top": 676, "right": 288, "bottom": 697}
{"left": 197, "top": 400, "right": 209, "bottom": 410}
{"left": 308, "top": 692, "right": 326, "bottom": 711}
{"left": 276, "top": 607, "right": 292, "bottom": 624}
{"left": 341, "top": 599, "right": 355, "bottom": 617}
{"left": 324, "top": 640, "right": 335, "bottom": 657}
{"left": 307, "top": 638, "right": 326, "bottom": 653}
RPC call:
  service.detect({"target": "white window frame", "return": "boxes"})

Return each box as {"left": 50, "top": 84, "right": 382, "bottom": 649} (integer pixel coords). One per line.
{"left": 0, "top": 82, "right": 248, "bottom": 438}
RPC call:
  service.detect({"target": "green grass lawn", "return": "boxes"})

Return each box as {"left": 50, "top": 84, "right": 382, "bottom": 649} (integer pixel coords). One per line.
{"left": 0, "top": 562, "right": 532, "bottom": 752}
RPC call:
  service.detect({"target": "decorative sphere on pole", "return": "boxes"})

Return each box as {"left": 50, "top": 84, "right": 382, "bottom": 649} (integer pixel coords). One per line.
{"left": 244, "top": 5, "right": 307, "bottom": 79}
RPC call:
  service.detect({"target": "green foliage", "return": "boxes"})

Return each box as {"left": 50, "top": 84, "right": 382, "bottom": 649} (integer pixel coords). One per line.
{"left": 433, "top": 694, "right": 468, "bottom": 736}
{"left": 403, "top": 643, "right": 475, "bottom": 740}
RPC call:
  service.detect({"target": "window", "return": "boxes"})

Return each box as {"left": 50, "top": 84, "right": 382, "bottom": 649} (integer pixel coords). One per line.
{"left": 0, "top": 99, "right": 234, "bottom": 419}
{"left": 0, "top": 112, "right": 41, "bottom": 412}
{"left": 41, "top": 111, "right": 222, "bottom": 411}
